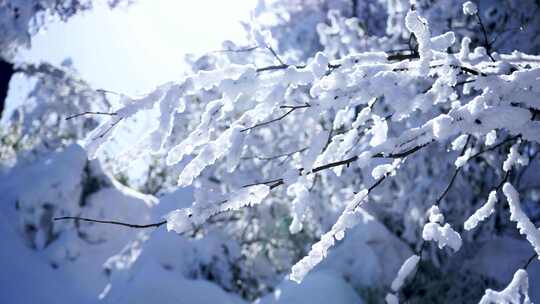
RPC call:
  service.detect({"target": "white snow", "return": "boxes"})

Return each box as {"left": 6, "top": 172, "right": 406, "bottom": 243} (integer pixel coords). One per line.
{"left": 478, "top": 269, "right": 531, "bottom": 304}
{"left": 259, "top": 272, "right": 363, "bottom": 304}
{"left": 503, "top": 183, "right": 540, "bottom": 257}
{"left": 290, "top": 194, "right": 370, "bottom": 283}
{"left": 485, "top": 130, "right": 497, "bottom": 146}
{"left": 503, "top": 143, "right": 529, "bottom": 172}
{"left": 385, "top": 293, "right": 399, "bottom": 304}
{"left": 464, "top": 191, "right": 498, "bottom": 231}
{"left": 422, "top": 222, "right": 462, "bottom": 251}
{"left": 422, "top": 206, "right": 462, "bottom": 252}
{"left": 462, "top": 1, "right": 478, "bottom": 16}
{"left": 391, "top": 254, "right": 420, "bottom": 292}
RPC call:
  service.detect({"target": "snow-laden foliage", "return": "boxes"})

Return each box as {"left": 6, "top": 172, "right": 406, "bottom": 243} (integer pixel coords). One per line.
{"left": 503, "top": 183, "right": 540, "bottom": 258}
{"left": 391, "top": 254, "right": 420, "bottom": 291}
{"left": 72, "top": 2, "right": 540, "bottom": 301}
{"left": 478, "top": 269, "right": 531, "bottom": 304}
{"left": 3, "top": 61, "right": 110, "bottom": 162}
{"left": 422, "top": 205, "right": 462, "bottom": 251}
{"left": 290, "top": 190, "right": 368, "bottom": 283}
{"left": 462, "top": 1, "right": 478, "bottom": 16}
{"left": 252, "top": 0, "right": 540, "bottom": 63}
{"left": 165, "top": 185, "right": 270, "bottom": 234}
{"left": 464, "top": 190, "right": 497, "bottom": 231}
{"left": 3, "top": 0, "right": 540, "bottom": 303}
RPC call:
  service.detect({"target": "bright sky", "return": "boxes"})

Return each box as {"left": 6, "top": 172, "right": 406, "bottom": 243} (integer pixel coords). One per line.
{"left": 16, "top": 0, "right": 253, "bottom": 95}
{"left": 4, "top": 0, "right": 254, "bottom": 178}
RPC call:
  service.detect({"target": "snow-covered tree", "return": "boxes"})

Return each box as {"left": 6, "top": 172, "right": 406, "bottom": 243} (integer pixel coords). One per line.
{"left": 3, "top": 0, "right": 540, "bottom": 303}
{"left": 0, "top": 0, "right": 130, "bottom": 119}
{"left": 0, "top": 0, "right": 130, "bottom": 59}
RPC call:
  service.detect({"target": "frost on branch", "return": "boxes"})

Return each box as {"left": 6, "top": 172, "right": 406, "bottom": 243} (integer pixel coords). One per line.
{"left": 464, "top": 191, "right": 497, "bottom": 231}
{"left": 478, "top": 269, "right": 531, "bottom": 304}
{"left": 290, "top": 190, "right": 368, "bottom": 283}
{"left": 503, "top": 183, "right": 540, "bottom": 258}
{"left": 451, "top": 134, "right": 469, "bottom": 151}
{"left": 391, "top": 254, "right": 420, "bottom": 292}
{"left": 485, "top": 130, "right": 497, "bottom": 146}
{"left": 371, "top": 159, "right": 400, "bottom": 180}
{"left": 165, "top": 185, "right": 270, "bottom": 234}
{"left": 462, "top": 1, "right": 478, "bottom": 16}
{"left": 422, "top": 205, "right": 462, "bottom": 251}
{"left": 177, "top": 125, "right": 244, "bottom": 187}
{"left": 385, "top": 293, "right": 399, "bottom": 304}
{"left": 385, "top": 254, "right": 420, "bottom": 304}
{"left": 404, "top": 10, "right": 455, "bottom": 76}
{"left": 84, "top": 84, "right": 175, "bottom": 159}
{"left": 503, "top": 143, "right": 529, "bottom": 172}
{"left": 287, "top": 177, "right": 311, "bottom": 234}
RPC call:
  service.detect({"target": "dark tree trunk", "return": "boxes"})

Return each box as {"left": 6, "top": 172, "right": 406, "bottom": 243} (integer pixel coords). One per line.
{"left": 351, "top": 0, "right": 358, "bottom": 18}
{"left": 0, "top": 59, "right": 15, "bottom": 119}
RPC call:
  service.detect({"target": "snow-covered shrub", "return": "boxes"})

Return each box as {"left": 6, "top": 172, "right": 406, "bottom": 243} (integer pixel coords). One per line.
{"left": 3, "top": 61, "right": 111, "bottom": 160}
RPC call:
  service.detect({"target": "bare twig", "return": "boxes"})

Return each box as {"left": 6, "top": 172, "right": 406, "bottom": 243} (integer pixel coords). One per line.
{"left": 267, "top": 46, "right": 285, "bottom": 66}
{"left": 475, "top": 12, "right": 496, "bottom": 62}
{"left": 96, "top": 89, "right": 121, "bottom": 96}
{"left": 240, "top": 103, "right": 310, "bottom": 132}
{"left": 373, "top": 142, "right": 432, "bottom": 159}
{"left": 54, "top": 216, "right": 166, "bottom": 228}
{"left": 256, "top": 64, "right": 292, "bottom": 73}
{"left": 241, "top": 147, "right": 307, "bottom": 161}
{"left": 387, "top": 52, "right": 419, "bottom": 61}
{"left": 66, "top": 111, "right": 117, "bottom": 120}
{"left": 524, "top": 253, "right": 538, "bottom": 269}
{"left": 211, "top": 46, "right": 259, "bottom": 53}
{"left": 93, "top": 117, "right": 124, "bottom": 139}
{"left": 467, "top": 135, "right": 519, "bottom": 160}
{"left": 435, "top": 135, "right": 471, "bottom": 206}
{"left": 449, "top": 64, "right": 487, "bottom": 76}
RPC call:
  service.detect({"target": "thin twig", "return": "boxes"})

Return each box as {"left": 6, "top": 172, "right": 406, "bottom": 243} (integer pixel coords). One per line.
{"left": 211, "top": 46, "right": 259, "bottom": 53}
{"left": 524, "top": 253, "right": 538, "bottom": 269}
{"left": 54, "top": 216, "right": 166, "bottom": 228}
{"left": 267, "top": 46, "right": 285, "bottom": 66}
{"left": 256, "top": 64, "right": 292, "bottom": 73}
{"left": 93, "top": 117, "right": 124, "bottom": 139}
{"left": 373, "top": 142, "right": 432, "bottom": 159}
{"left": 387, "top": 53, "right": 419, "bottom": 61}
{"left": 240, "top": 104, "right": 310, "bottom": 132}
{"left": 66, "top": 111, "right": 117, "bottom": 121}
{"left": 467, "top": 136, "right": 519, "bottom": 160}
{"left": 241, "top": 147, "right": 307, "bottom": 161}
{"left": 96, "top": 89, "right": 121, "bottom": 96}
{"left": 475, "top": 12, "right": 496, "bottom": 62}
{"left": 435, "top": 135, "right": 471, "bottom": 206}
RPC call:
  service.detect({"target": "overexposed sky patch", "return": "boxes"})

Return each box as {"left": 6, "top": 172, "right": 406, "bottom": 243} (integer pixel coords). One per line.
{"left": 16, "top": 0, "right": 253, "bottom": 95}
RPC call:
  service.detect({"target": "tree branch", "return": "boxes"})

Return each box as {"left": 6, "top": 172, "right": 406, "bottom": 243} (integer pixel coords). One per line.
{"left": 66, "top": 111, "right": 117, "bottom": 120}
{"left": 54, "top": 216, "right": 166, "bottom": 228}
{"left": 267, "top": 46, "right": 285, "bottom": 66}
{"left": 475, "top": 12, "right": 496, "bottom": 62}
{"left": 93, "top": 117, "right": 124, "bottom": 139}
{"left": 240, "top": 103, "right": 310, "bottom": 132}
